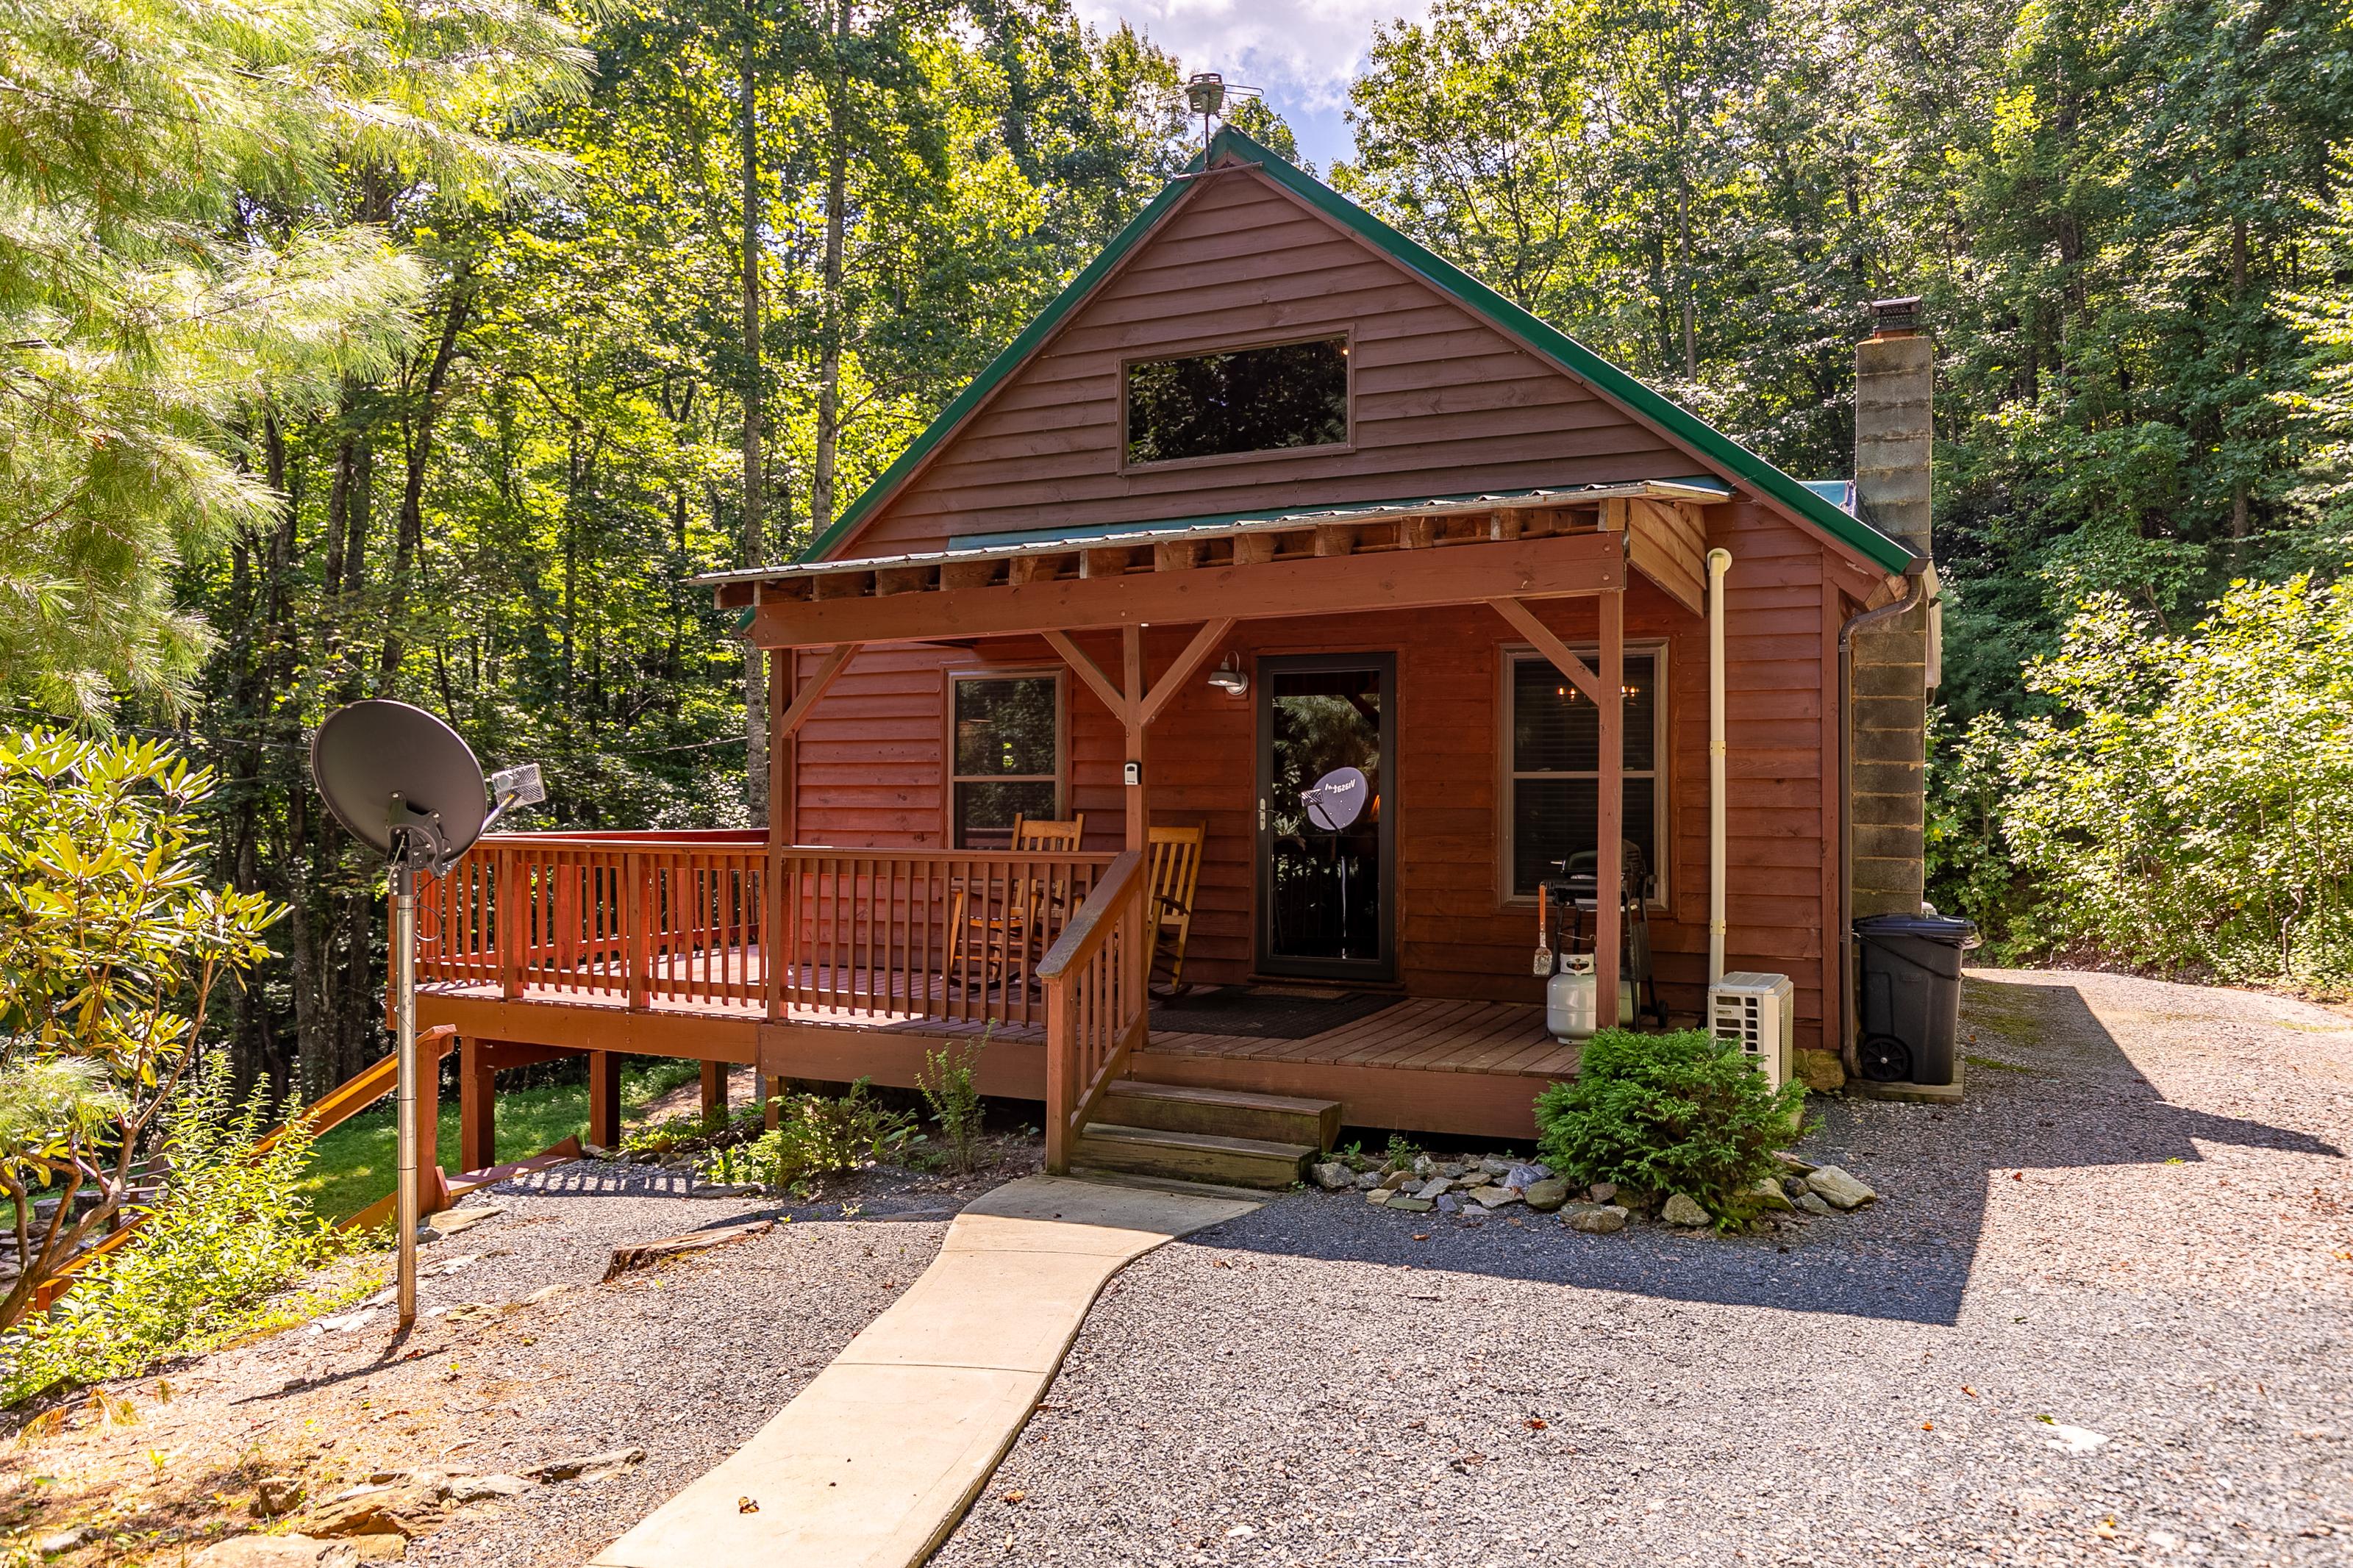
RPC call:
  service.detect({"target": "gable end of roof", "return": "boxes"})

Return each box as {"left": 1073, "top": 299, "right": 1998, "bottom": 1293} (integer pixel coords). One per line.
{"left": 807, "top": 127, "right": 1916, "bottom": 578}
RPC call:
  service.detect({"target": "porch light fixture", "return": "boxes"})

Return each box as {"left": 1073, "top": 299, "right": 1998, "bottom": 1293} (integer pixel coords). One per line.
{"left": 1206, "top": 654, "right": 1249, "bottom": 697}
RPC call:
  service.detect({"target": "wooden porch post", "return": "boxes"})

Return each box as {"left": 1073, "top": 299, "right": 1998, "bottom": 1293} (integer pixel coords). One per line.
{"left": 588, "top": 1050, "right": 623, "bottom": 1150}
{"left": 700, "top": 1059, "right": 729, "bottom": 1128}
{"left": 1123, "top": 626, "right": 1146, "bottom": 851}
{"left": 459, "top": 1036, "right": 496, "bottom": 1174}
{"left": 410, "top": 1031, "right": 445, "bottom": 1217}
{"left": 1596, "top": 590, "right": 1624, "bottom": 1030}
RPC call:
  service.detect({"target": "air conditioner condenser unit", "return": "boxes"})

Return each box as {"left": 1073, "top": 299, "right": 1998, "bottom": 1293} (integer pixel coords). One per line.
{"left": 1708, "top": 971, "right": 1793, "bottom": 1089}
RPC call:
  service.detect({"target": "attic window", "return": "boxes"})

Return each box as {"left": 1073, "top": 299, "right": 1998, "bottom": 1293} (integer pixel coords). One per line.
{"left": 1125, "top": 337, "right": 1349, "bottom": 465}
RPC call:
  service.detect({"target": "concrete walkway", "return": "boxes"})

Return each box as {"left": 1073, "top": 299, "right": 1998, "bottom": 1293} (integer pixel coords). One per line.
{"left": 588, "top": 1175, "right": 1259, "bottom": 1568}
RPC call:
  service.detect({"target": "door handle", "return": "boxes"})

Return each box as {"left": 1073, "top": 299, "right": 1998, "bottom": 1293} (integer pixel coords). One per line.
{"left": 1257, "top": 798, "right": 1267, "bottom": 831}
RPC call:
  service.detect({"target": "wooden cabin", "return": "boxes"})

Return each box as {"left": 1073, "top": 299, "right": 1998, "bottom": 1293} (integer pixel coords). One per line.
{"left": 416, "top": 129, "right": 1927, "bottom": 1188}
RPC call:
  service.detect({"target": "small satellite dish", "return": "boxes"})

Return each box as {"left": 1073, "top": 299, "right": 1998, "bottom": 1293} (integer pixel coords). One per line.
{"left": 310, "top": 701, "right": 488, "bottom": 873}
{"left": 1301, "top": 766, "right": 1368, "bottom": 831}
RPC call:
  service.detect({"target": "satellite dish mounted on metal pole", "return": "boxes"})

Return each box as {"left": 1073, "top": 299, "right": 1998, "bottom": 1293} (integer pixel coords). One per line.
{"left": 311, "top": 701, "right": 543, "bottom": 1330}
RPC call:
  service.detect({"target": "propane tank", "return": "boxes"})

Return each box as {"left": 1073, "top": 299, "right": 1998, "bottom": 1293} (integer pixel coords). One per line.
{"left": 1548, "top": 953, "right": 1598, "bottom": 1042}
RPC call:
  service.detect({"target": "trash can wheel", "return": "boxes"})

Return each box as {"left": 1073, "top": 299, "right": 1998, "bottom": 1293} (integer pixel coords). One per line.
{"left": 1859, "top": 1034, "right": 1913, "bottom": 1083}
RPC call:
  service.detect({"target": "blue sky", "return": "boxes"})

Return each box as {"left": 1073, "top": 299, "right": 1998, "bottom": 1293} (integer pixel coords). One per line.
{"left": 1071, "top": 1, "right": 1434, "bottom": 171}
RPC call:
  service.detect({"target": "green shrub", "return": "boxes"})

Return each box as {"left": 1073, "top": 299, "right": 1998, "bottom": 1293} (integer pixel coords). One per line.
{"left": 3, "top": 1057, "right": 360, "bottom": 1406}
{"left": 915, "top": 1035, "right": 986, "bottom": 1175}
{"left": 707, "top": 1078, "right": 919, "bottom": 1195}
{"left": 1532, "top": 1028, "right": 1801, "bottom": 1226}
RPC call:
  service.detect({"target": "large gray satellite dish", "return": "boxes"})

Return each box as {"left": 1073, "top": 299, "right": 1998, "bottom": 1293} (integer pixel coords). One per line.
{"left": 311, "top": 700, "right": 488, "bottom": 873}
{"left": 1302, "top": 766, "right": 1368, "bottom": 831}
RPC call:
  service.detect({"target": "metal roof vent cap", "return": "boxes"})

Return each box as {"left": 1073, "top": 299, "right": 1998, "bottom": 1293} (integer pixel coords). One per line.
{"left": 1867, "top": 296, "right": 1924, "bottom": 339}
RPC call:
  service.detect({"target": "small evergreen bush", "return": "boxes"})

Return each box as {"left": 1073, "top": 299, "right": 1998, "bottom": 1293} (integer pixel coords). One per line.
{"left": 1532, "top": 1028, "right": 1801, "bottom": 1226}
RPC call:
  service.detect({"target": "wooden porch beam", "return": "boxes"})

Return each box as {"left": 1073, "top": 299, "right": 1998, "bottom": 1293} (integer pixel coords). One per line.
{"left": 1487, "top": 598, "right": 1605, "bottom": 705}
{"left": 1596, "top": 590, "right": 1624, "bottom": 1031}
{"left": 749, "top": 530, "right": 1627, "bottom": 648}
{"left": 1136, "top": 617, "right": 1237, "bottom": 730}
{"left": 1123, "top": 626, "right": 1146, "bottom": 850}
{"left": 775, "top": 642, "right": 862, "bottom": 738}
{"left": 1043, "top": 629, "right": 1132, "bottom": 723}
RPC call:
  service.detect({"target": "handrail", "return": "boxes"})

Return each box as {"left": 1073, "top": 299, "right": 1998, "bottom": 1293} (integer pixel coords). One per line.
{"left": 1038, "top": 849, "right": 1145, "bottom": 980}
{"left": 1041, "top": 850, "right": 1149, "bottom": 1173}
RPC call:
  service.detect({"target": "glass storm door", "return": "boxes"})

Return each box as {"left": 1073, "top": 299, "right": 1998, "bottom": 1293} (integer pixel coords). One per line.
{"left": 1256, "top": 654, "right": 1396, "bottom": 981}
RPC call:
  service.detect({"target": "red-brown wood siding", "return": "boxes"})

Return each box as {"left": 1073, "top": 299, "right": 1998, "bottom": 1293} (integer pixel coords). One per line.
{"left": 785, "top": 501, "right": 1837, "bottom": 1053}
{"left": 838, "top": 172, "right": 1690, "bottom": 559}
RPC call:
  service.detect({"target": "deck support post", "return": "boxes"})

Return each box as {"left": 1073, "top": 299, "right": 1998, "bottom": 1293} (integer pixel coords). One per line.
{"left": 459, "top": 1036, "right": 496, "bottom": 1174}
{"left": 1596, "top": 590, "right": 1624, "bottom": 1030}
{"left": 410, "top": 1032, "right": 445, "bottom": 1217}
{"left": 763, "top": 1075, "right": 782, "bottom": 1131}
{"left": 701, "top": 1059, "right": 729, "bottom": 1128}
{"left": 588, "top": 1050, "right": 623, "bottom": 1150}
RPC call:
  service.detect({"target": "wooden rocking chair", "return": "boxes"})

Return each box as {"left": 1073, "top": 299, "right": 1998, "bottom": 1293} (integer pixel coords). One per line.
{"left": 951, "top": 812, "right": 1085, "bottom": 992}
{"left": 1146, "top": 823, "right": 1204, "bottom": 995}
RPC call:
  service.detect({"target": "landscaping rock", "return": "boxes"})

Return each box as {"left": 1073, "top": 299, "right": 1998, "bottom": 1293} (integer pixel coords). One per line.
{"left": 1804, "top": 1166, "right": 1875, "bottom": 1209}
{"left": 429, "top": 1206, "right": 504, "bottom": 1236}
{"left": 1749, "top": 1176, "right": 1793, "bottom": 1212}
{"left": 1504, "top": 1163, "right": 1549, "bottom": 1189}
{"left": 1411, "top": 1155, "right": 1435, "bottom": 1176}
{"left": 1587, "top": 1181, "right": 1618, "bottom": 1203}
{"left": 1478, "top": 1156, "right": 1514, "bottom": 1178}
{"left": 1385, "top": 1196, "right": 1435, "bottom": 1213}
{"left": 1437, "top": 1161, "right": 1466, "bottom": 1178}
{"left": 1564, "top": 1203, "right": 1629, "bottom": 1234}
{"left": 253, "top": 1475, "right": 306, "bottom": 1517}
{"left": 1662, "top": 1193, "right": 1712, "bottom": 1227}
{"left": 1795, "top": 1191, "right": 1834, "bottom": 1217}
{"left": 525, "top": 1445, "right": 645, "bottom": 1483}
{"left": 193, "top": 1537, "right": 360, "bottom": 1567}
{"left": 307, "top": 1486, "right": 439, "bottom": 1539}
{"left": 1794, "top": 1048, "right": 1846, "bottom": 1093}
{"left": 1521, "top": 1177, "right": 1571, "bottom": 1212}
{"left": 1414, "top": 1177, "right": 1452, "bottom": 1200}
{"left": 688, "top": 1183, "right": 765, "bottom": 1199}
{"left": 34, "top": 1527, "right": 95, "bottom": 1555}
{"left": 1773, "top": 1150, "right": 1818, "bottom": 1175}
{"left": 1310, "top": 1161, "right": 1354, "bottom": 1192}
{"left": 1461, "top": 1202, "right": 1492, "bottom": 1217}
{"left": 346, "top": 1539, "right": 407, "bottom": 1562}
{"left": 1467, "top": 1184, "right": 1521, "bottom": 1208}
{"left": 1365, "top": 1188, "right": 1392, "bottom": 1206}
{"left": 1354, "top": 1170, "right": 1384, "bottom": 1190}
{"left": 1379, "top": 1170, "right": 1413, "bottom": 1192}
{"left": 1436, "top": 1195, "right": 1460, "bottom": 1214}
{"left": 443, "top": 1474, "right": 536, "bottom": 1503}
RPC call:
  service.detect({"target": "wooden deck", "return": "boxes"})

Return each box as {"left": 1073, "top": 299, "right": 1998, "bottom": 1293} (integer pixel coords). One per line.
{"left": 417, "top": 967, "right": 1572, "bottom": 1140}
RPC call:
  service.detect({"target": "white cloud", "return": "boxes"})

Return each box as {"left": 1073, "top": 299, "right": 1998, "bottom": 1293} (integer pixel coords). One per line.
{"left": 1072, "top": 0, "right": 1433, "bottom": 165}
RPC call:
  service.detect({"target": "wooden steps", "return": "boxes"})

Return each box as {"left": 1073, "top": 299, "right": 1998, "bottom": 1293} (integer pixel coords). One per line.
{"left": 1071, "top": 1080, "right": 1340, "bottom": 1190}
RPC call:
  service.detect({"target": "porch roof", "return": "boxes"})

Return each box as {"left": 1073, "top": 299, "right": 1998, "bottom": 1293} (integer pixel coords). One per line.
{"left": 687, "top": 477, "right": 1731, "bottom": 590}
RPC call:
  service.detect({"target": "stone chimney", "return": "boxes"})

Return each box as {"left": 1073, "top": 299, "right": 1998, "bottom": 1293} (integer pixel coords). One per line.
{"left": 1849, "top": 297, "right": 1932, "bottom": 921}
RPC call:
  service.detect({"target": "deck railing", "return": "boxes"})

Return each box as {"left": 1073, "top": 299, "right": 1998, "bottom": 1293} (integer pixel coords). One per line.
{"left": 418, "top": 831, "right": 769, "bottom": 1011}
{"left": 1038, "top": 850, "right": 1150, "bottom": 1175}
{"left": 774, "top": 848, "right": 1115, "bottom": 1028}
{"left": 419, "top": 831, "right": 1140, "bottom": 1166}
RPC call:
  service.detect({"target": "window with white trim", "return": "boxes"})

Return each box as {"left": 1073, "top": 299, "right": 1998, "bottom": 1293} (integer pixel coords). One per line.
{"left": 949, "top": 672, "right": 1061, "bottom": 848}
{"left": 1505, "top": 648, "right": 1665, "bottom": 899}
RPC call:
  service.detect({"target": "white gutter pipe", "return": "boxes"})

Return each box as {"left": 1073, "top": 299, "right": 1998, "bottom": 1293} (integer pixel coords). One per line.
{"left": 1706, "top": 547, "right": 1732, "bottom": 985}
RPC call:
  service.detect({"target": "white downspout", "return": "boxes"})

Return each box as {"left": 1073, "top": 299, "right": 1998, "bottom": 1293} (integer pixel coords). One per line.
{"left": 1707, "top": 547, "right": 1733, "bottom": 985}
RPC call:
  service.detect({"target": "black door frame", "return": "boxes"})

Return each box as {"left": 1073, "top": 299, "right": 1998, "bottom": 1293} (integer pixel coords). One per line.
{"left": 1254, "top": 651, "right": 1398, "bottom": 983}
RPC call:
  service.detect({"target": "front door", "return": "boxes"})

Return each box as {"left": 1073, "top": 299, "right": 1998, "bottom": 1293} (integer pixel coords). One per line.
{"left": 1256, "top": 654, "right": 1396, "bottom": 981}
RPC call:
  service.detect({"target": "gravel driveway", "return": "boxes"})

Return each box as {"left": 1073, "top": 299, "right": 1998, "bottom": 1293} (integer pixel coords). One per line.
{"left": 931, "top": 969, "right": 2353, "bottom": 1567}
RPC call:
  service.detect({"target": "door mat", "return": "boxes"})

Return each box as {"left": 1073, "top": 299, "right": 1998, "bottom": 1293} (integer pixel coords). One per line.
{"left": 1149, "top": 985, "right": 1397, "bottom": 1040}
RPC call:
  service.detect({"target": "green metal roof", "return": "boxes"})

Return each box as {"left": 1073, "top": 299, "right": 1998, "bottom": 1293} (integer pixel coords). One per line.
{"left": 804, "top": 127, "right": 1915, "bottom": 577}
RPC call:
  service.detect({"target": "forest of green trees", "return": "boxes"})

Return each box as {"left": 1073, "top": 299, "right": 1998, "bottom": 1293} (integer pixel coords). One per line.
{"left": 8, "top": 0, "right": 2353, "bottom": 1103}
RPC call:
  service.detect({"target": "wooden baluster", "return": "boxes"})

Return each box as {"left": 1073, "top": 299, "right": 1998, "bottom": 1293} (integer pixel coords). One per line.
{"left": 626, "top": 851, "right": 649, "bottom": 1009}
{"left": 498, "top": 845, "right": 523, "bottom": 1000}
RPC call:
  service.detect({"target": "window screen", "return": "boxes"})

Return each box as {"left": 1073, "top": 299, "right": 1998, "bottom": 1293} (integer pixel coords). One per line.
{"left": 951, "top": 674, "right": 1060, "bottom": 848}
{"left": 1126, "top": 337, "right": 1349, "bottom": 465}
{"left": 1507, "top": 651, "right": 1663, "bottom": 898}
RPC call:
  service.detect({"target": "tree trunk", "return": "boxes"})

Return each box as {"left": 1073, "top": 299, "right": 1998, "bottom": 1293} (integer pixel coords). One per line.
{"left": 739, "top": 24, "right": 769, "bottom": 824}
{"left": 810, "top": 0, "right": 851, "bottom": 539}
{"left": 379, "top": 262, "right": 473, "bottom": 684}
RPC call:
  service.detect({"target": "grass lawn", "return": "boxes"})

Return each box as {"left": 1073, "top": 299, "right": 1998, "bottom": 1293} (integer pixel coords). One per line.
{"left": 301, "top": 1059, "right": 703, "bottom": 1223}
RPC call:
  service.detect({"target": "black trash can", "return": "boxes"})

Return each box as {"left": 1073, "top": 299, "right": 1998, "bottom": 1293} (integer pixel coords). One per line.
{"left": 1852, "top": 914, "right": 1978, "bottom": 1085}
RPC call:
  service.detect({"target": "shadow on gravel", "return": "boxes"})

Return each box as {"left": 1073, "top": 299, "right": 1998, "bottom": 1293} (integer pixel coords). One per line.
{"left": 1179, "top": 973, "right": 2343, "bottom": 1327}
